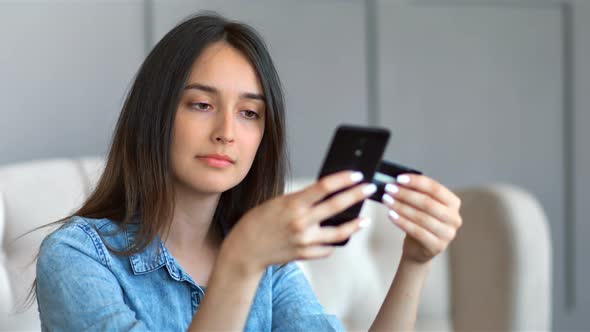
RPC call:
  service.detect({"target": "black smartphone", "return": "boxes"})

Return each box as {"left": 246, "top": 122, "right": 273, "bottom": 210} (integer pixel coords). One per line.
{"left": 316, "top": 124, "right": 390, "bottom": 245}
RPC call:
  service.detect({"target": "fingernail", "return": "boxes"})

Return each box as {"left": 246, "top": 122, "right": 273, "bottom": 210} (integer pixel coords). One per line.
{"left": 389, "top": 210, "right": 399, "bottom": 220}
{"left": 397, "top": 174, "right": 410, "bottom": 184}
{"left": 385, "top": 183, "right": 399, "bottom": 194}
{"left": 382, "top": 193, "right": 394, "bottom": 205}
{"left": 362, "top": 183, "right": 377, "bottom": 195}
{"left": 350, "top": 172, "right": 364, "bottom": 182}
{"left": 359, "top": 217, "right": 371, "bottom": 228}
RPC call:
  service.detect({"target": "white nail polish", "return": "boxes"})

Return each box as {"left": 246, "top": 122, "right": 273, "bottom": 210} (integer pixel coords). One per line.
{"left": 359, "top": 217, "right": 371, "bottom": 228}
{"left": 362, "top": 183, "right": 377, "bottom": 195}
{"left": 382, "top": 193, "right": 394, "bottom": 205}
{"left": 385, "top": 183, "right": 399, "bottom": 194}
{"left": 350, "top": 172, "right": 364, "bottom": 182}
{"left": 389, "top": 210, "right": 399, "bottom": 220}
{"left": 397, "top": 174, "right": 410, "bottom": 184}
{"left": 363, "top": 183, "right": 377, "bottom": 196}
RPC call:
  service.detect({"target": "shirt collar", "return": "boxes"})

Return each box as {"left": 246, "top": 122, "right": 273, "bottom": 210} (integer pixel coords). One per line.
{"left": 125, "top": 224, "right": 169, "bottom": 275}
{"left": 124, "top": 221, "right": 230, "bottom": 276}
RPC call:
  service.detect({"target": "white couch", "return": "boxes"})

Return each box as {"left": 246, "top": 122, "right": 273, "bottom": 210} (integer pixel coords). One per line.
{"left": 0, "top": 157, "right": 552, "bottom": 331}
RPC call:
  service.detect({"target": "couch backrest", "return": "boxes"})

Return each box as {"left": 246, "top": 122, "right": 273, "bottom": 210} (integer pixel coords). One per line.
{"left": 0, "top": 158, "right": 95, "bottom": 330}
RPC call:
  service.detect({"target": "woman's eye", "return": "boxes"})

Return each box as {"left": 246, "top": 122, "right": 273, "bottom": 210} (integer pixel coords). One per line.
{"left": 191, "top": 102, "right": 211, "bottom": 111}
{"left": 241, "top": 110, "right": 260, "bottom": 119}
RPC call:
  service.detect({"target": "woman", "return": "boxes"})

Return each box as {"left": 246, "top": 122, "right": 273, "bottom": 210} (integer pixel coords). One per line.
{"left": 35, "top": 12, "right": 463, "bottom": 331}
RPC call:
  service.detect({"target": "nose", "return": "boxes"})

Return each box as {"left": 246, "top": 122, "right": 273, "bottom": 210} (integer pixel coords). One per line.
{"left": 212, "top": 109, "right": 235, "bottom": 144}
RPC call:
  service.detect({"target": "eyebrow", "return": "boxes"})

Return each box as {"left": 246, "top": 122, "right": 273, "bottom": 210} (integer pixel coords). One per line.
{"left": 184, "top": 82, "right": 265, "bottom": 102}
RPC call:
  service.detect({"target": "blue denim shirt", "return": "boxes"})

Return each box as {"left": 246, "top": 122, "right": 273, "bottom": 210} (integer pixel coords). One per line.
{"left": 36, "top": 216, "right": 344, "bottom": 331}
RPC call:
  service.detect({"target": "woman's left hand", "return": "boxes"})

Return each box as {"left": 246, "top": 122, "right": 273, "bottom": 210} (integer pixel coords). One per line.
{"left": 381, "top": 173, "right": 463, "bottom": 264}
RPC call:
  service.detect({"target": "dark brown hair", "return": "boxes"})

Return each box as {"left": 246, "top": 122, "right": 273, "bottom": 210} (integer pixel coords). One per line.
{"left": 24, "top": 11, "right": 289, "bottom": 309}
{"left": 81, "top": 11, "right": 289, "bottom": 253}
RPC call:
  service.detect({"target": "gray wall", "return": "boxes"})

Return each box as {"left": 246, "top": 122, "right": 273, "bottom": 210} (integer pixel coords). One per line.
{"left": 0, "top": 0, "right": 588, "bottom": 330}
{"left": 0, "top": 0, "right": 145, "bottom": 162}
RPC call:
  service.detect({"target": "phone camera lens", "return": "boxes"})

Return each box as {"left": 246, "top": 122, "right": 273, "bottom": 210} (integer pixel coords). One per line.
{"left": 355, "top": 149, "right": 362, "bottom": 157}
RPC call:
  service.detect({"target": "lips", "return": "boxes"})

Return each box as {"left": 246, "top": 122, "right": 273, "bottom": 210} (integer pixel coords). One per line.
{"left": 197, "top": 153, "right": 235, "bottom": 164}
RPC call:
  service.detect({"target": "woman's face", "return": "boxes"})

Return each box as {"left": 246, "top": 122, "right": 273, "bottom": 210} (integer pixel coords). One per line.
{"left": 171, "top": 41, "right": 266, "bottom": 195}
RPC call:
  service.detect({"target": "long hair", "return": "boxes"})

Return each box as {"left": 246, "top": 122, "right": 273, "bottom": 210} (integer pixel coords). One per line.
{"left": 24, "top": 11, "right": 289, "bottom": 308}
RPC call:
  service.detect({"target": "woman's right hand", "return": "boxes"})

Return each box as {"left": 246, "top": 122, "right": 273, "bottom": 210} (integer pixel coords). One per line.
{"left": 219, "top": 170, "right": 377, "bottom": 274}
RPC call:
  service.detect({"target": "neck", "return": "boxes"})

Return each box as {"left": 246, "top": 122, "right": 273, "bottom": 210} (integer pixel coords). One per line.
{"left": 163, "top": 182, "right": 224, "bottom": 253}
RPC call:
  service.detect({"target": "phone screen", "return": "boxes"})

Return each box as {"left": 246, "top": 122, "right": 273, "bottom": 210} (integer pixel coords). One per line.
{"left": 316, "top": 125, "right": 390, "bottom": 245}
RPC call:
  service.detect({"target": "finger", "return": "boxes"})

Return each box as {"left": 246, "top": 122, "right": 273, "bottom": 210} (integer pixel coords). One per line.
{"left": 384, "top": 197, "right": 456, "bottom": 241}
{"left": 295, "top": 170, "right": 365, "bottom": 206}
{"left": 382, "top": 187, "right": 460, "bottom": 227}
{"left": 306, "top": 217, "right": 370, "bottom": 245}
{"left": 389, "top": 214, "right": 446, "bottom": 255}
{"left": 394, "top": 174, "right": 461, "bottom": 209}
{"left": 307, "top": 182, "right": 377, "bottom": 226}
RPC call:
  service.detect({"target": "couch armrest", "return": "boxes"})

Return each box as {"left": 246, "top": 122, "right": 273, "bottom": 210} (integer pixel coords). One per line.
{"left": 450, "top": 183, "right": 552, "bottom": 331}
{"left": 0, "top": 192, "right": 14, "bottom": 314}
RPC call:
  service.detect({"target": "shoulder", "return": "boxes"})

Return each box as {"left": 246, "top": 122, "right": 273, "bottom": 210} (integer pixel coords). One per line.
{"left": 269, "top": 262, "right": 345, "bottom": 331}
{"left": 271, "top": 261, "right": 304, "bottom": 276}
{"left": 40, "top": 216, "right": 120, "bottom": 248}
{"left": 270, "top": 262, "right": 308, "bottom": 288}
{"left": 38, "top": 216, "right": 125, "bottom": 268}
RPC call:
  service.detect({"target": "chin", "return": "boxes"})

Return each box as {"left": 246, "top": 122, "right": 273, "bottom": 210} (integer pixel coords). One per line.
{"left": 193, "top": 179, "right": 236, "bottom": 194}
{"left": 191, "top": 172, "right": 246, "bottom": 194}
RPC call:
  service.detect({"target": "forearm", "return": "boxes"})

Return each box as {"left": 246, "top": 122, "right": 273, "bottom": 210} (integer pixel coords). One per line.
{"left": 187, "top": 249, "right": 265, "bottom": 331}
{"left": 369, "top": 257, "right": 432, "bottom": 332}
